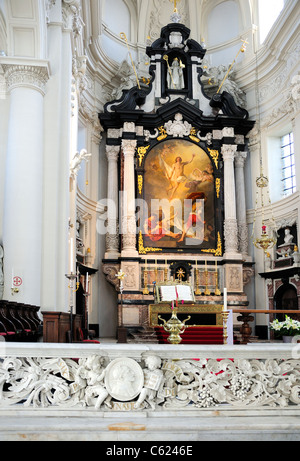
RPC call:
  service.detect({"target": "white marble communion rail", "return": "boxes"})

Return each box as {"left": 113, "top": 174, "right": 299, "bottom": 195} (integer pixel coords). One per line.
{"left": 1, "top": 342, "right": 300, "bottom": 413}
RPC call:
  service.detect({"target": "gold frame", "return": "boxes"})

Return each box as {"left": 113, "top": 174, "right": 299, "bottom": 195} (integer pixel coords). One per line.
{"left": 149, "top": 303, "right": 224, "bottom": 327}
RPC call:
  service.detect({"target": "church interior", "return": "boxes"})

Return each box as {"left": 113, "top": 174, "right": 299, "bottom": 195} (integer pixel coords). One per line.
{"left": 0, "top": 0, "right": 300, "bottom": 442}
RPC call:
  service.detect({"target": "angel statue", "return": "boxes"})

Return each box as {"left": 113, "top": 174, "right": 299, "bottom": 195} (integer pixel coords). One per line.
{"left": 70, "top": 149, "right": 91, "bottom": 179}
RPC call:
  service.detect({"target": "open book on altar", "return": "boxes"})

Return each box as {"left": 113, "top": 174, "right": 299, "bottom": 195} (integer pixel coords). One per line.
{"left": 155, "top": 282, "right": 194, "bottom": 303}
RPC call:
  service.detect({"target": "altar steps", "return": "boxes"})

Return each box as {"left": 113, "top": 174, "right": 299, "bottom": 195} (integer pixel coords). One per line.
{"left": 128, "top": 325, "right": 159, "bottom": 343}
{"left": 155, "top": 326, "right": 224, "bottom": 344}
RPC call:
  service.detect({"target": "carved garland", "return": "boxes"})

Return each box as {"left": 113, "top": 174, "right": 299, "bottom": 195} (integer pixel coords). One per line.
{"left": 1, "top": 355, "right": 300, "bottom": 411}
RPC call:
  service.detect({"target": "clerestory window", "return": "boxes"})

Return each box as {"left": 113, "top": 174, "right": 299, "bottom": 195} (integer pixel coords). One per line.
{"left": 258, "top": 0, "right": 284, "bottom": 43}
{"left": 281, "top": 132, "right": 296, "bottom": 196}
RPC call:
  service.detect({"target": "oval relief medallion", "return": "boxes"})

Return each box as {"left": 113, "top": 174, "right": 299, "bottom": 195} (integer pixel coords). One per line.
{"left": 105, "top": 358, "right": 144, "bottom": 402}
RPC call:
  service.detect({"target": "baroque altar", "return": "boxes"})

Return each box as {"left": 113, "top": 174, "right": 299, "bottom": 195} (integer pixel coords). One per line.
{"left": 99, "top": 21, "right": 255, "bottom": 341}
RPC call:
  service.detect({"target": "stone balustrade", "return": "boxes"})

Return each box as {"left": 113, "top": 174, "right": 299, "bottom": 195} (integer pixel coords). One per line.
{"left": 1, "top": 343, "right": 300, "bottom": 413}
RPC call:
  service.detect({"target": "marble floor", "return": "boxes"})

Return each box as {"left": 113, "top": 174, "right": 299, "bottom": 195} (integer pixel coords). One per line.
{"left": 1, "top": 411, "right": 300, "bottom": 441}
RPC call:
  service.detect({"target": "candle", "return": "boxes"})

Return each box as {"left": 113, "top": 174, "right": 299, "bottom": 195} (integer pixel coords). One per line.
{"left": 145, "top": 258, "right": 147, "bottom": 269}
{"left": 86, "top": 272, "right": 89, "bottom": 293}
{"left": 175, "top": 286, "right": 178, "bottom": 307}
{"left": 215, "top": 260, "right": 217, "bottom": 272}
{"left": 70, "top": 238, "right": 74, "bottom": 274}
{"left": 12, "top": 268, "right": 14, "bottom": 288}
{"left": 223, "top": 287, "right": 228, "bottom": 311}
{"left": 171, "top": 300, "right": 174, "bottom": 310}
{"left": 205, "top": 260, "right": 207, "bottom": 271}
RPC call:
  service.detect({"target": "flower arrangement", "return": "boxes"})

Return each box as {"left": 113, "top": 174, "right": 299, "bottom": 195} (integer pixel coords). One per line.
{"left": 270, "top": 315, "right": 300, "bottom": 337}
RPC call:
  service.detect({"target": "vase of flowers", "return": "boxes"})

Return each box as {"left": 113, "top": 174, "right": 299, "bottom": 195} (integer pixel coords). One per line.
{"left": 270, "top": 315, "right": 300, "bottom": 342}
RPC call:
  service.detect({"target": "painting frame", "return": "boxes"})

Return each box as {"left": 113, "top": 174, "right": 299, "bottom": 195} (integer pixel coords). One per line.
{"left": 136, "top": 136, "right": 223, "bottom": 255}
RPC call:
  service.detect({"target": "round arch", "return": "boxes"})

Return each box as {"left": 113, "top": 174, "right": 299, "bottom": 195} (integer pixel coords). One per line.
{"left": 274, "top": 283, "right": 299, "bottom": 321}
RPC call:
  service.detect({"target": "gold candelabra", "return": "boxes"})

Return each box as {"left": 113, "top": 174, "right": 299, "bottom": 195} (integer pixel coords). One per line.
{"left": 164, "top": 267, "right": 168, "bottom": 282}
{"left": 143, "top": 267, "right": 149, "bottom": 295}
{"left": 221, "top": 310, "right": 229, "bottom": 344}
{"left": 194, "top": 268, "right": 201, "bottom": 295}
{"left": 204, "top": 270, "right": 211, "bottom": 296}
{"left": 214, "top": 269, "right": 221, "bottom": 296}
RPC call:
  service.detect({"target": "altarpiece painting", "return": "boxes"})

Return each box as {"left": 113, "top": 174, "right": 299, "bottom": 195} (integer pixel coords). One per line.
{"left": 140, "top": 139, "right": 217, "bottom": 252}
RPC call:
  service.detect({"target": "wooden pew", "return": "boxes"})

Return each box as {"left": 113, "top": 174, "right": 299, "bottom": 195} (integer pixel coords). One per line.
{"left": 0, "top": 300, "right": 42, "bottom": 341}
{"left": 0, "top": 301, "right": 20, "bottom": 341}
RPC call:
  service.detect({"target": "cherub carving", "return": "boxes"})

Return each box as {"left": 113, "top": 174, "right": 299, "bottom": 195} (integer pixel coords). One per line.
{"left": 134, "top": 356, "right": 164, "bottom": 410}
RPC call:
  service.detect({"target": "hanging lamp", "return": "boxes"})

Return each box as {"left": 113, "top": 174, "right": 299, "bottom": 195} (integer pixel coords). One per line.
{"left": 251, "top": 47, "right": 277, "bottom": 255}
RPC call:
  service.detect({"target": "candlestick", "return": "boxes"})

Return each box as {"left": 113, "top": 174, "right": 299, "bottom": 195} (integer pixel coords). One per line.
{"left": 164, "top": 267, "right": 168, "bottom": 282}
{"left": 143, "top": 267, "right": 149, "bottom": 295}
{"left": 195, "top": 268, "right": 201, "bottom": 295}
{"left": 222, "top": 311, "right": 229, "bottom": 344}
{"left": 214, "top": 267, "right": 221, "bottom": 296}
{"left": 204, "top": 268, "right": 210, "bottom": 296}
{"left": 70, "top": 238, "right": 74, "bottom": 274}
{"left": 85, "top": 272, "right": 89, "bottom": 293}
{"left": 223, "top": 287, "right": 228, "bottom": 311}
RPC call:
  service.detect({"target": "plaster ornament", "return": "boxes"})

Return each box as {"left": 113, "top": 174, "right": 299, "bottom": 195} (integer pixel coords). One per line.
{"left": 168, "top": 32, "right": 184, "bottom": 49}
{"left": 134, "top": 356, "right": 164, "bottom": 410}
{"left": 1, "top": 354, "right": 300, "bottom": 410}
{"left": 164, "top": 113, "right": 192, "bottom": 137}
{"left": 70, "top": 149, "right": 91, "bottom": 178}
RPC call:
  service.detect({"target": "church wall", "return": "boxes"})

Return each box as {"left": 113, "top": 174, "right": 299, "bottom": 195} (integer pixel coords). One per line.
{"left": 0, "top": 92, "right": 9, "bottom": 244}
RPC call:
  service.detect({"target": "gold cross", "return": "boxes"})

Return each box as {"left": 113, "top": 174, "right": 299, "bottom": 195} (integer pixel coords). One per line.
{"left": 169, "top": 0, "right": 180, "bottom": 12}
{"left": 176, "top": 268, "right": 185, "bottom": 281}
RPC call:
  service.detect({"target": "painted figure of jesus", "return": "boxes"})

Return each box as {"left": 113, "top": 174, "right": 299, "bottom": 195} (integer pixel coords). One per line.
{"left": 167, "top": 154, "right": 195, "bottom": 198}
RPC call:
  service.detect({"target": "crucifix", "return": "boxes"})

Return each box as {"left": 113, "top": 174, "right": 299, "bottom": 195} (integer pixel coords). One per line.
{"left": 169, "top": 0, "right": 180, "bottom": 12}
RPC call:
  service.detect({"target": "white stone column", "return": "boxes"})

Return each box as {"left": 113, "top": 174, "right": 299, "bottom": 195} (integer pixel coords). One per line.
{"left": 121, "top": 138, "right": 138, "bottom": 257}
{"left": 235, "top": 151, "right": 248, "bottom": 256}
{"left": 222, "top": 144, "right": 239, "bottom": 257}
{"left": 41, "top": 0, "right": 74, "bottom": 313}
{"left": 2, "top": 62, "right": 49, "bottom": 305}
{"left": 105, "top": 145, "right": 120, "bottom": 259}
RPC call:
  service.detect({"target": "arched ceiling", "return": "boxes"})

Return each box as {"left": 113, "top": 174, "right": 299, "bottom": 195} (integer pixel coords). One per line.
{"left": 84, "top": 0, "right": 256, "bottom": 90}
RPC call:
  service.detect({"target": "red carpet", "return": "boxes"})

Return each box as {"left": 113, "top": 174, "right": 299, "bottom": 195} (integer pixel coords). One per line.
{"left": 155, "top": 326, "right": 224, "bottom": 344}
